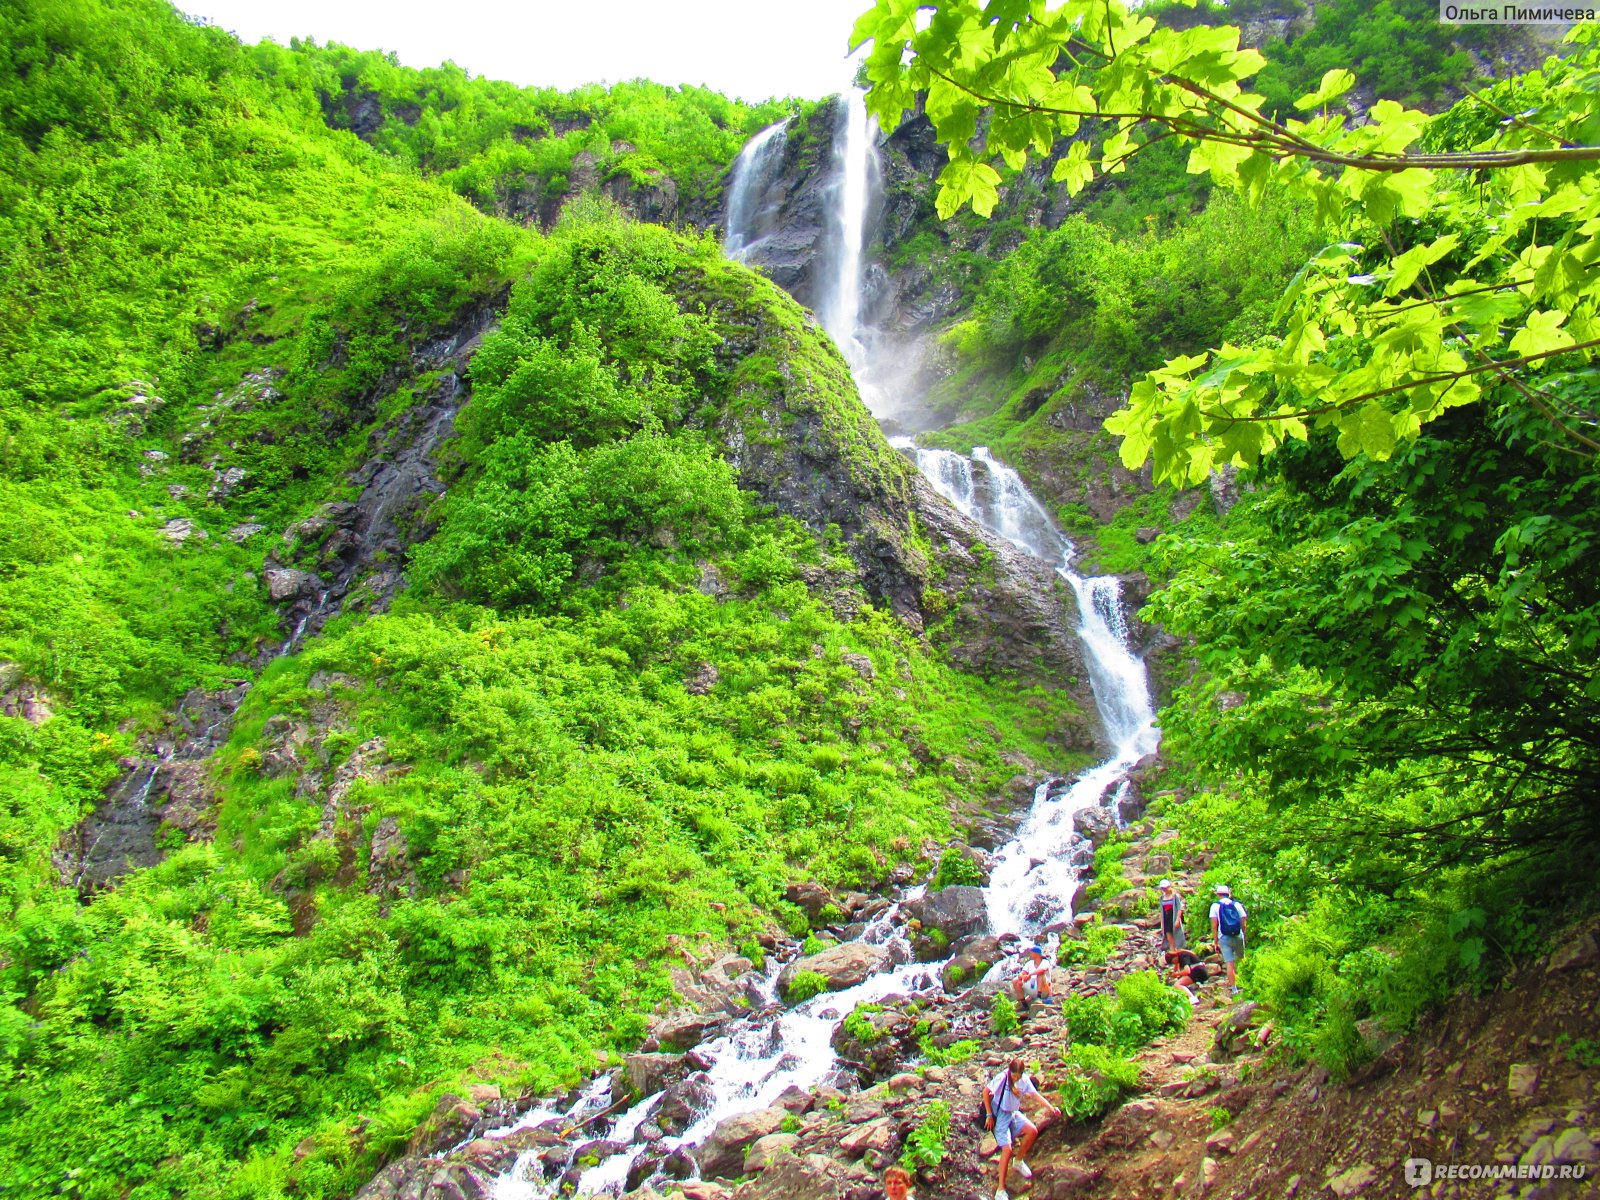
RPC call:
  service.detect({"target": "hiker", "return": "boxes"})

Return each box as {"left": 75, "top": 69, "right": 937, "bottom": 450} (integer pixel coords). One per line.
{"left": 1209, "top": 885, "right": 1248, "bottom": 994}
{"left": 1165, "top": 947, "right": 1210, "bottom": 1001}
{"left": 1010, "top": 944, "right": 1053, "bottom": 1007}
{"left": 982, "top": 1058, "right": 1060, "bottom": 1200}
{"left": 883, "top": 1164, "right": 915, "bottom": 1200}
{"left": 1158, "top": 878, "right": 1186, "bottom": 953}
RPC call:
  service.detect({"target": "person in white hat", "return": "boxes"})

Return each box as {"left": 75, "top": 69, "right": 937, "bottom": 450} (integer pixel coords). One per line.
{"left": 1209, "top": 885, "right": 1248, "bottom": 994}
{"left": 1157, "top": 879, "right": 1186, "bottom": 954}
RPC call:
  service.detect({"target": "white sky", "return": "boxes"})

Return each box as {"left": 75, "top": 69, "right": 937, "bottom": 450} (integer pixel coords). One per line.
{"left": 181, "top": 0, "right": 872, "bottom": 103}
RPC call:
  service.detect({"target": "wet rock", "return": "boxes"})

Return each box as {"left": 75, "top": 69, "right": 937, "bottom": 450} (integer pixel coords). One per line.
{"left": 459, "top": 1137, "right": 518, "bottom": 1175}
{"left": 733, "top": 1152, "right": 851, "bottom": 1200}
{"left": 650, "top": 1009, "right": 728, "bottom": 1051}
{"left": 784, "top": 880, "right": 839, "bottom": 924}
{"left": 622, "top": 1053, "right": 687, "bottom": 1100}
{"left": 778, "top": 942, "right": 889, "bottom": 994}
{"left": 903, "top": 885, "right": 988, "bottom": 943}
{"left": 656, "top": 1073, "right": 716, "bottom": 1136}
{"left": 696, "top": 1107, "right": 787, "bottom": 1179}
{"left": 942, "top": 934, "right": 1003, "bottom": 992}
{"left": 773, "top": 1085, "right": 815, "bottom": 1114}
{"left": 407, "top": 1094, "right": 483, "bottom": 1155}
{"left": 1072, "top": 806, "right": 1115, "bottom": 845}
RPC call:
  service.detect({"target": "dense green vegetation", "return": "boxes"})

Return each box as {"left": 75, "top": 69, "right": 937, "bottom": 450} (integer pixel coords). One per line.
{"left": 251, "top": 39, "right": 798, "bottom": 216}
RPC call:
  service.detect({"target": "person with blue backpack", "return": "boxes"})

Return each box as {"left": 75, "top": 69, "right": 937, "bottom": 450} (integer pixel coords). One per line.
{"left": 1209, "top": 884, "right": 1248, "bottom": 995}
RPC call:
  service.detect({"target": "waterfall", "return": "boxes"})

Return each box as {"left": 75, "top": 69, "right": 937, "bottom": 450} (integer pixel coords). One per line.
{"left": 815, "top": 89, "right": 887, "bottom": 415}
{"left": 723, "top": 120, "right": 788, "bottom": 260}
{"left": 895, "top": 441, "right": 1158, "bottom": 933}
{"left": 485, "top": 89, "right": 1163, "bottom": 1200}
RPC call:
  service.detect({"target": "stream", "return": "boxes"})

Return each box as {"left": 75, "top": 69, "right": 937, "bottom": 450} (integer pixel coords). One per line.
{"left": 486, "top": 90, "right": 1159, "bottom": 1199}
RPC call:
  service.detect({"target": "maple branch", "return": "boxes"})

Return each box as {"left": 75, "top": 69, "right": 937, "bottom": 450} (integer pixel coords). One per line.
{"left": 1199, "top": 336, "right": 1600, "bottom": 425}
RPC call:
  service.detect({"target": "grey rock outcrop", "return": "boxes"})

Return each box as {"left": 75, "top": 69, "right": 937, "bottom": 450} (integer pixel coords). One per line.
{"left": 778, "top": 942, "right": 890, "bottom": 994}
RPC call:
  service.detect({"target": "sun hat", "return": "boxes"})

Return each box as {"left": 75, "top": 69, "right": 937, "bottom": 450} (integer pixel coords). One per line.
{"left": 1158, "top": 879, "right": 1174, "bottom": 890}
{"left": 1216, "top": 884, "right": 1232, "bottom": 896}
{"left": 1026, "top": 944, "right": 1044, "bottom": 956}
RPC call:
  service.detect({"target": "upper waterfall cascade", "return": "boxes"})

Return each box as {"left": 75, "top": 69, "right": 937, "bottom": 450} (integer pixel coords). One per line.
{"left": 722, "top": 120, "right": 788, "bottom": 261}
{"left": 487, "top": 100, "right": 1161, "bottom": 1200}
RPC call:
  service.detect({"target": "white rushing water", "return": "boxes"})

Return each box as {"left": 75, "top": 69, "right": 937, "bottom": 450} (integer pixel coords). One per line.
{"left": 488, "top": 96, "right": 1161, "bottom": 1200}
{"left": 723, "top": 120, "right": 788, "bottom": 261}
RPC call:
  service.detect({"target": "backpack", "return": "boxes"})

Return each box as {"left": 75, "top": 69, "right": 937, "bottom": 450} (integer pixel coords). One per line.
{"left": 1217, "top": 900, "right": 1243, "bottom": 937}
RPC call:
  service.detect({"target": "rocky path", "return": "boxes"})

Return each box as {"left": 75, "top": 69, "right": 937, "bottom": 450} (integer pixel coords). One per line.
{"left": 359, "top": 821, "right": 1600, "bottom": 1200}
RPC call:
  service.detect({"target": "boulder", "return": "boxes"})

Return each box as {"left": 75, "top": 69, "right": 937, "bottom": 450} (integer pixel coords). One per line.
{"left": 839, "top": 1117, "right": 899, "bottom": 1159}
{"left": 734, "top": 1152, "right": 851, "bottom": 1200}
{"left": 650, "top": 1009, "right": 727, "bottom": 1051}
{"left": 656, "top": 1073, "right": 716, "bottom": 1136}
{"left": 622, "top": 1053, "right": 687, "bottom": 1100}
{"left": 744, "top": 1132, "right": 801, "bottom": 1173}
{"left": 778, "top": 942, "right": 889, "bottom": 994}
{"left": 406, "top": 1094, "right": 483, "bottom": 1155}
{"left": 773, "top": 1085, "right": 815, "bottom": 1114}
{"left": 695, "top": 1107, "right": 787, "bottom": 1179}
{"left": 784, "top": 880, "right": 838, "bottom": 924}
{"left": 264, "top": 566, "right": 318, "bottom": 602}
{"left": 1072, "top": 806, "right": 1115, "bottom": 845}
{"left": 942, "top": 934, "right": 1003, "bottom": 992}
{"left": 1547, "top": 931, "right": 1599, "bottom": 973}
{"left": 903, "top": 885, "right": 988, "bottom": 943}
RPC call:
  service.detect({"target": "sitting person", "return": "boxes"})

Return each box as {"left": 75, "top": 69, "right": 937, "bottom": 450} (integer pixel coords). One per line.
{"left": 1010, "top": 944, "right": 1054, "bottom": 1006}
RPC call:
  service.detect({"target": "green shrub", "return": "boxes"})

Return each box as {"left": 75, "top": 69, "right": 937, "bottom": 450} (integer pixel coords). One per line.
{"left": 843, "top": 1003, "right": 882, "bottom": 1045}
{"left": 785, "top": 970, "right": 831, "bottom": 1003}
{"left": 920, "top": 1037, "right": 979, "bottom": 1066}
{"left": 802, "top": 934, "right": 826, "bottom": 956}
{"left": 1057, "top": 1044, "right": 1139, "bottom": 1122}
{"left": 900, "top": 1100, "right": 952, "bottom": 1170}
{"left": 934, "top": 846, "right": 983, "bottom": 888}
{"left": 1113, "top": 971, "right": 1191, "bottom": 1040}
{"left": 1059, "top": 923, "right": 1125, "bottom": 966}
{"left": 990, "top": 991, "right": 1019, "bottom": 1036}
{"left": 1207, "top": 1105, "right": 1233, "bottom": 1131}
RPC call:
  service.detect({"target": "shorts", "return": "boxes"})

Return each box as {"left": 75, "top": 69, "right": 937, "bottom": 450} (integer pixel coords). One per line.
{"left": 1220, "top": 934, "right": 1246, "bottom": 963}
{"left": 993, "top": 1110, "right": 1032, "bottom": 1148}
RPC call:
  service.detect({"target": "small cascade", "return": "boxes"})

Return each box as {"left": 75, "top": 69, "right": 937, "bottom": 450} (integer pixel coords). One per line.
{"left": 723, "top": 120, "right": 789, "bottom": 260}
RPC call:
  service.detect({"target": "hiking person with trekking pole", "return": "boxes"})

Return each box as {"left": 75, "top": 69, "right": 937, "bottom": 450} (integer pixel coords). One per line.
{"left": 1210, "top": 884, "right": 1247, "bottom": 995}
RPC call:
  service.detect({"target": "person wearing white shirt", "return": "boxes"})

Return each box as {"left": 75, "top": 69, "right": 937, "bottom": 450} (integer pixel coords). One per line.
{"left": 981, "top": 1058, "right": 1059, "bottom": 1200}
{"left": 1209, "top": 884, "right": 1248, "bottom": 994}
{"left": 1010, "top": 944, "right": 1054, "bottom": 1007}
